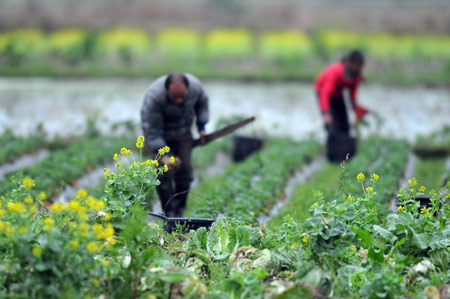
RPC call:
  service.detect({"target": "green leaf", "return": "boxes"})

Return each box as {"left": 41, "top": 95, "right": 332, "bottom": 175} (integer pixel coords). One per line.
{"left": 413, "top": 232, "right": 430, "bottom": 250}
{"left": 341, "top": 205, "right": 356, "bottom": 221}
{"left": 368, "top": 247, "right": 384, "bottom": 263}
{"left": 154, "top": 271, "right": 189, "bottom": 283}
{"left": 351, "top": 227, "right": 374, "bottom": 246}
{"left": 373, "top": 225, "right": 396, "bottom": 243}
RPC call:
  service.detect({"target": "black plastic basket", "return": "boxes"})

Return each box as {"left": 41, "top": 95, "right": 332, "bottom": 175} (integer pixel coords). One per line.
{"left": 148, "top": 212, "right": 215, "bottom": 233}
{"left": 232, "top": 135, "right": 264, "bottom": 162}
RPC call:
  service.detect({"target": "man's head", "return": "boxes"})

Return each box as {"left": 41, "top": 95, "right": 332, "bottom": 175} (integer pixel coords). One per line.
{"left": 165, "top": 73, "right": 189, "bottom": 105}
{"left": 343, "top": 50, "right": 365, "bottom": 78}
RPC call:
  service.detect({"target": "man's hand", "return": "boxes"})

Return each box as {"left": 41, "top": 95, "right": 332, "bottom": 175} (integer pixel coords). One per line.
{"left": 323, "top": 112, "right": 332, "bottom": 125}
{"left": 161, "top": 155, "right": 181, "bottom": 171}
{"left": 199, "top": 130, "right": 206, "bottom": 145}
{"left": 354, "top": 105, "right": 369, "bottom": 123}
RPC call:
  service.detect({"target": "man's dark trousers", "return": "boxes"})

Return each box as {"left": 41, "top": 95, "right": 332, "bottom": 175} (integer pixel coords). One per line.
{"left": 156, "top": 132, "right": 194, "bottom": 217}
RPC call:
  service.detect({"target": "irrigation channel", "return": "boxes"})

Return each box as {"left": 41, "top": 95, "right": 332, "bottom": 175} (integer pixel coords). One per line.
{"left": 0, "top": 78, "right": 449, "bottom": 140}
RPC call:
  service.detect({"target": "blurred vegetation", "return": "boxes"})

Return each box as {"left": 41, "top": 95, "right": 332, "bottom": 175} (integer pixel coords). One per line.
{"left": 0, "top": 28, "right": 449, "bottom": 84}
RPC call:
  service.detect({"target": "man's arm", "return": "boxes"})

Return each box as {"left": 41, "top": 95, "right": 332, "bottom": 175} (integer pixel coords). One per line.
{"left": 195, "top": 89, "right": 209, "bottom": 134}
{"left": 141, "top": 95, "right": 166, "bottom": 153}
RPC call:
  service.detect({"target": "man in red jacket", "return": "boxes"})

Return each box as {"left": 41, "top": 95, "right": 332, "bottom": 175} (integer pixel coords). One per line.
{"left": 315, "top": 50, "right": 369, "bottom": 135}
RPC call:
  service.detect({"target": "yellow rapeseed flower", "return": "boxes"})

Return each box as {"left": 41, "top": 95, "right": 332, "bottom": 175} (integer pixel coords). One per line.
{"left": 50, "top": 203, "right": 68, "bottom": 213}
{"left": 105, "top": 237, "right": 117, "bottom": 249}
{"left": 69, "top": 239, "right": 79, "bottom": 249}
{"left": 79, "top": 222, "right": 90, "bottom": 231}
{"left": 371, "top": 173, "right": 379, "bottom": 181}
{"left": 7, "top": 202, "right": 27, "bottom": 214}
{"left": 43, "top": 217, "right": 56, "bottom": 231}
{"left": 86, "top": 241, "right": 100, "bottom": 253}
{"left": 38, "top": 191, "right": 47, "bottom": 201}
{"left": 115, "top": 162, "right": 122, "bottom": 168}
{"left": 120, "top": 147, "right": 128, "bottom": 155}
{"left": 346, "top": 194, "right": 353, "bottom": 202}
{"left": 29, "top": 205, "right": 38, "bottom": 214}
{"left": 103, "top": 168, "right": 110, "bottom": 176}
{"left": 24, "top": 196, "right": 34, "bottom": 205}
{"left": 365, "top": 187, "right": 374, "bottom": 194}
{"left": 397, "top": 206, "right": 406, "bottom": 213}
{"left": 32, "top": 246, "right": 43, "bottom": 257}
{"left": 357, "top": 172, "right": 365, "bottom": 182}
{"left": 409, "top": 178, "right": 418, "bottom": 187}
{"left": 302, "top": 235, "right": 309, "bottom": 243}
{"left": 17, "top": 226, "right": 27, "bottom": 234}
{"left": 291, "top": 242, "right": 299, "bottom": 249}
{"left": 169, "top": 156, "right": 175, "bottom": 163}
{"left": 419, "top": 186, "right": 426, "bottom": 192}
{"left": 420, "top": 207, "right": 429, "bottom": 214}
{"left": 163, "top": 165, "right": 168, "bottom": 172}
{"left": 76, "top": 189, "right": 88, "bottom": 199}
{"left": 113, "top": 153, "right": 118, "bottom": 161}
{"left": 104, "top": 212, "right": 111, "bottom": 221}
{"left": 22, "top": 176, "right": 35, "bottom": 189}
{"left": 137, "top": 136, "right": 145, "bottom": 143}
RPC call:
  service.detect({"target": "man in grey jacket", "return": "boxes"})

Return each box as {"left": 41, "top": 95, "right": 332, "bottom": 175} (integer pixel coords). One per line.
{"left": 141, "top": 73, "right": 209, "bottom": 217}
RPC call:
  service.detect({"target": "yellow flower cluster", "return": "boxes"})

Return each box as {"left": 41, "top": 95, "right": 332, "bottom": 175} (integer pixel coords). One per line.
{"left": 113, "top": 153, "right": 119, "bottom": 161}
{"left": 420, "top": 207, "right": 430, "bottom": 214}
{"left": 169, "top": 156, "right": 175, "bottom": 163}
{"left": 371, "top": 173, "right": 379, "bottom": 182}
{"left": 22, "top": 176, "right": 35, "bottom": 189}
{"left": 38, "top": 191, "right": 47, "bottom": 201}
{"left": 302, "top": 235, "right": 309, "bottom": 243}
{"left": 346, "top": 194, "right": 353, "bottom": 202}
{"left": 86, "top": 241, "right": 101, "bottom": 253}
{"left": 86, "top": 196, "right": 106, "bottom": 211}
{"left": 32, "top": 245, "right": 43, "bottom": 257}
{"left": 76, "top": 189, "right": 88, "bottom": 199}
{"left": 356, "top": 173, "right": 365, "bottom": 182}
{"left": 43, "top": 217, "right": 56, "bottom": 231}
{"left": 291, "top": 242, "right": 299, "bottom": 249}
{"left": 397, "top": 206, "right": 406, "bottom": 213}
{"left": 365, "top": 187, "right": 374, "bottom": 194}
{"left": 158, "top": 146, "right": 170, "bottom": 155}
{"left": 69, "top": 239, "right": 80, "bottom": 249}
{"left": 7, "top": 202, "right": 27, "bottom": 214}
{"left": 409, "top": 178, "right": 418, "bottom": 188}
{"left": 24, "top": 196, "right": 34, "bottom": 205}
{"left": 69, "top": 200, "right": 88, "bottom": 220}
{"left": 92, "top": 223, "right": 115, "bottom": 240}
{"left": 50, "top": 203, "right": 68, "bottom": 213}
{"left": 136, "top": 136, "right": 145, "bottom": 149}
{"left": 419, "top": 186, "right": 426, "bottom": 192}
{"left": 120, "top": 147, "right": 132, "bottom": 156}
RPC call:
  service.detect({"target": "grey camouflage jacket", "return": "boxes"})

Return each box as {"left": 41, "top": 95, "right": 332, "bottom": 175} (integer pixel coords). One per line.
{"left": 141, "top": 73, "right": 209, "bottom": 152}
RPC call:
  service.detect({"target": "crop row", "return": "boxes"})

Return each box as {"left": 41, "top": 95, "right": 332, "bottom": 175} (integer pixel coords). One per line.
{"left": 1, "top": 28, "right": 449, "bottom": 84}
{"left": 0, "top": 136, "right": 135, "bottom": 198}
{"left": 0, "top": 130, "right": 64, "bottom": 165}
{"left": 191, "top": 139, "right": 321, "bottom": 223}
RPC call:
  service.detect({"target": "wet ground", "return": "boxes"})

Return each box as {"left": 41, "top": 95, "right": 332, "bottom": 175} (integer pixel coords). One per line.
{"left": 0, "top": 78, "right": 449, "bottom": 141}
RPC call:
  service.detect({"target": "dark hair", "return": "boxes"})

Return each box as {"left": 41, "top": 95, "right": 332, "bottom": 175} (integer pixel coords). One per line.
{"left": 164, "top": 73, "right": 189, "bottom": 89}
{"left": 341, "top": 50, "right": 365, "bottom": 65}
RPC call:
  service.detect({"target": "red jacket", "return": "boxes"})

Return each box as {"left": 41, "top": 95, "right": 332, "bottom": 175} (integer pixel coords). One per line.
{"left": 315, "top": 62, "right": 365, "bottom": 112}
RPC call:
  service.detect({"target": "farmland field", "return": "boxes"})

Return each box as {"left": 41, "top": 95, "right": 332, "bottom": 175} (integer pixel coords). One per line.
{"left": 0, "top": 80, "right": 449, "bottom": 297}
